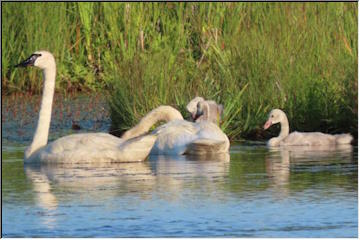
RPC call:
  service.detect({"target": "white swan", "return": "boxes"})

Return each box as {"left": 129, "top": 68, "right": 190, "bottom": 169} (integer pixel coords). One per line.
{"left": 16, "top": 51, "right": 157, "bottom": 163}
{"left": 186, "top": 96, "right": 223, "bottom": 125}
{"left": 122, "top": 105, "right": 230, "bottom": 155}
{"left": 263, "top": 109, "right": 353, "bottom": 147}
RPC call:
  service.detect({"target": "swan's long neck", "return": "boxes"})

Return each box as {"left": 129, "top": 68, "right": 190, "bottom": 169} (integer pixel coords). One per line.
{"left": 268, "top": 114, "right": 290, "bottom": 147}
{"left": 279, "top": 116, "right": 290, "bottom": 139}
{"left": 25, "top": 66, "right": 56, "bottom": 159}
{"left": 122, "top": 105, "right": 183, "bottom": 140}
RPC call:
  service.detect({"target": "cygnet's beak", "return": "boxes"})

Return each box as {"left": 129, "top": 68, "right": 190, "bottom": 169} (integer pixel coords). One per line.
{"left": 192, "top": 112, "right": 197, "bottom": 120}
{"left": 263, "top": 119, "right": 272, "bottom": 130}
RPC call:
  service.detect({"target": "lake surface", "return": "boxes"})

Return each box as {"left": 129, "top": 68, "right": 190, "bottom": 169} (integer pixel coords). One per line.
{"left": 2, "top": 95, "right": 358, "bottom": 237}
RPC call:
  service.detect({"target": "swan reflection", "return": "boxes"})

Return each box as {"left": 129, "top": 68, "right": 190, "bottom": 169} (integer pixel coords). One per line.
{"left": 24, "top": 153, "right": 230, "bottom": 213}
{"left": 266, "top": 145, "right": 354, "bottom": 197}
{"left": 25, "top": 167, "right": 58, "bottom": 229}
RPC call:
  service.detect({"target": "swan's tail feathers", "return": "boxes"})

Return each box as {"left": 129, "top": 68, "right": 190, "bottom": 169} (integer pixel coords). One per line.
{"left": 185, "top": 138, "right": 228, "bottom": 155}
{"left": 334, "top": 134, "right": 353, "bottom": 145}
{"left": 119, "top": 134, "right": 157, "bottom": 162}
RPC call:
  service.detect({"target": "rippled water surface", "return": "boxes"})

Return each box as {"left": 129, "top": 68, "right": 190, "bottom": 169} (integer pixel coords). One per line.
{"left": 2, "top": 95, "right": 358, "bottom": 237}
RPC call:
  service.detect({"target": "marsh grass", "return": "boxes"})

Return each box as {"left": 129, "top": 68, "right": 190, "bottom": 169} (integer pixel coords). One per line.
{"left": 2, "top": 2, "right": 357, "bottom": 139}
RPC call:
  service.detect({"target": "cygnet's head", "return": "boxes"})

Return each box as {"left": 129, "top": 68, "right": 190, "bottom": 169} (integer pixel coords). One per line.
{"left": 15, "top": 50, "right": 55, "bottom": 70}
{"left": 195, "top": 100, "right": 207, "bottom": 120}
{"left": 187, "top": 97, "right": 224, "bottom": 124}
{"left": 186, "top": 96, "right": 205, "bottom": 119}
{"left": 264, "top": 109, "right": 287, "bottom": 130}
{"left": 196, "top": 100, "right": 224, "bottom": 125}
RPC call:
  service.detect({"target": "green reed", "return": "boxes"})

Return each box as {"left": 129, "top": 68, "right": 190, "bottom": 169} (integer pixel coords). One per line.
{"left": 2, "top": 2, "right": 357, "bottom": 139}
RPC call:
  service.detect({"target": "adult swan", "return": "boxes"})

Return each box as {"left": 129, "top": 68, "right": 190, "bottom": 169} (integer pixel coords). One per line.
{"left": 16, "top": 51, "right": 157, "bottom": 163}
{"left": 122, "top": 101, "right": 230, "bottom": 155}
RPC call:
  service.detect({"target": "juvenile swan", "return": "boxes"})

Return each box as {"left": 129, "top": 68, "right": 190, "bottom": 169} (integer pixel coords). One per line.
{"left": 263, "top": 109, "right": 353, "bottom": 147}
{"left": 186, "top": 97, "right": 223, "bottom": 125}
{"left": 122, "top": 105, "right": 230, "bottom": 155}
{"left": 16, "top": 51, "right": 157, "bottom": 163}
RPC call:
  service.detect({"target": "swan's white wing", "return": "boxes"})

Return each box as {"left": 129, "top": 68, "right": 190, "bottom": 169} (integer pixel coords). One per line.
{"left": 151, "top": 120, "right": 197, "bottom": 155}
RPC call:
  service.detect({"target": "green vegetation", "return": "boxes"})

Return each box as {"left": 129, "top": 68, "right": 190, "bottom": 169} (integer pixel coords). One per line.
{"left": 2, "top": 2, "right": 357, "bottom": 140}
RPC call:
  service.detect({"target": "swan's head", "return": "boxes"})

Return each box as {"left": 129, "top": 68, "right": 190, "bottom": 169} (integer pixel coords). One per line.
{"left": 196, "top": 101, "right": 224, "bottom": 125}
{"left": 186, "top": 96, "right": 205, "bottom": 120}
{"left": 264, "top": 109, "right": 287, "bottom": 130}
{"left": 15, "top": 50, "right": 55, "bottom": 70}
{"left": 194, "top": 101, "right": 207, "bottom": 121}
{"left": 186, "top": 97, "right": 224, "bottom": 125}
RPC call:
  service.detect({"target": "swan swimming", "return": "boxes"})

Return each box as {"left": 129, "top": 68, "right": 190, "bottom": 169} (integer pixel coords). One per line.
{"left": 186, "top": 96, "right": 223, "bottom": 125}
{"left": 16, "top": 51, "right": 157, "bottom": 163}
{"left": 263, "top": 109, "right": 353, "bottom": 147}
{"left": 122, "top": 103, "right": 230, "bottom": 155}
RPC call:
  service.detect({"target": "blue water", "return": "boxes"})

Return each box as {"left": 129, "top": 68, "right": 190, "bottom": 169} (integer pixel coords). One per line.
{"left": 1, "top": 95, "right": 358, "bottom": 237}
{"left": 2, "top": 143, "right": 357, "bottom": 237}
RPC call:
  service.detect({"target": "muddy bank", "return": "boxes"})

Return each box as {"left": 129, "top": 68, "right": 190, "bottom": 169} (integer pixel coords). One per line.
{"left": 2, "top": 93, "right": 111, "bottom": 144}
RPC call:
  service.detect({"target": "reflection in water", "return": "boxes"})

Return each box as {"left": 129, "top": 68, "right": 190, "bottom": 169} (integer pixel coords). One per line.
{"left": 25, "top": 161, "right": 154, "bottom": 203}
{"left": 149, "top": 153, "right": 230, "bottom": 201}
{"left": 3, "top": 143, "right": 356, "bottom": 237}
{"left": 266, "top": 145, "right": 354, "bottom": 197}
{"left": 25, "top": 168, "right": 58, "bottom": 229}
{"left": 24, "top": 161, "right": 156, "bottom": 230}
{"left": 23, "top": 153, "right": 231, "bottom": 227}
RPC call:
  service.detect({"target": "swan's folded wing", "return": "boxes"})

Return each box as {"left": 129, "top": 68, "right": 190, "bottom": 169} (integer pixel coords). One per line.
{"left": 34, "top": 133, "right": 156, "bottom": 163}
{"left": 185, "top": 138, "right": 228, "bottom": 155}
{"left": 116, "top": 134, "right": 157, "bottom": 162}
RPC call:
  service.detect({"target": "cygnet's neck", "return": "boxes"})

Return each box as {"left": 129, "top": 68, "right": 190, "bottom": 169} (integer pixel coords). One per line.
{"left": 201, "top": 102, "right": 210, "bottom": 121}
{"left": 279, "top": 115, "right": 289, "bottom": 139}
{"left": 269, "top": 114, "right": 290, "bottom": 147}
{"left": 25, "top": 65, "right": 56, "bottom": 159}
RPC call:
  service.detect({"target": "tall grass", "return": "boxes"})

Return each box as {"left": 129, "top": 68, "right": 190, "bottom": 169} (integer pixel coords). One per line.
{"left": 2, "top": 2, "right": 357, "bottom": 140}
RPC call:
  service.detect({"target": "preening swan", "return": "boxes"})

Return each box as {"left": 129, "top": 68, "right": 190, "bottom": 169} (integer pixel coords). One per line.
{"left": 122, "top": 105, "right": 230, "bottom": 155}
{"left": 16, "top": 51, "right": 157, "bottom": 163}
{"left": 186, "top": 96, "right": 223, "bottom": 125}
{"left": 263, "top": 109, "right": 353, "bottom": 147}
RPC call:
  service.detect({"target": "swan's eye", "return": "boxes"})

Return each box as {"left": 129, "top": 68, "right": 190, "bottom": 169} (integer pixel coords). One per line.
{"left": 271, "top": 114, "right": 274, "bottom": 118}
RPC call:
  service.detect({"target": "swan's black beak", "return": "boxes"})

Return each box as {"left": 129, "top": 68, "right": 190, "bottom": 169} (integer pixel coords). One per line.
{"left": 14, "top": 53, "right": 41, "bottom": 68}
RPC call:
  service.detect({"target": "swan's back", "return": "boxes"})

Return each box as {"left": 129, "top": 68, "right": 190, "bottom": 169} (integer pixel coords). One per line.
{"left": 27, "top": 133, "right": 157, "bottom": 163}
{"left": 282, "top": 131, "right": 336, "bottom": 146}
{"left": 196, "top": 121, "right": 228, "bottom": 141}
{"left": 151, "top": 120, "right": 198, "bottom": 155}
{"left": 151, "top": 120, "right": 229, "bottom": 155}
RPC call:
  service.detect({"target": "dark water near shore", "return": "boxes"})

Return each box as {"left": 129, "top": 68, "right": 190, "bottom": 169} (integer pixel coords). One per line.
{"left": 2, "top": 95, "right": 358, "bottom": 237}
